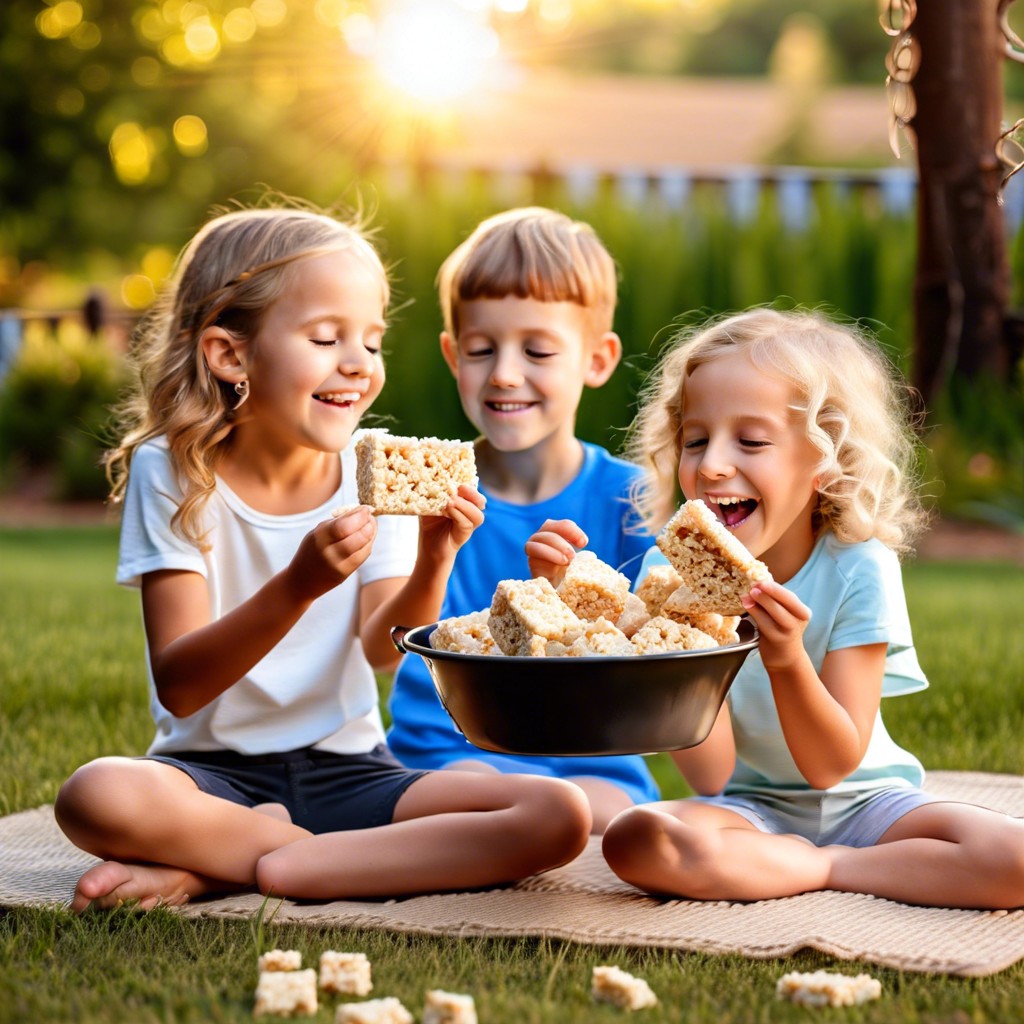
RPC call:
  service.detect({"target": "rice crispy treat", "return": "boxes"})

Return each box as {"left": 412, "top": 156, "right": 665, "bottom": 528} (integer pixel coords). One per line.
{"left": 630, "top": 616, "right": 718, "bottom": 655}
{"left": 355, "top": 431, "right": 477, "bottom": 516}
{"left": 660, "top": 588, "right": 741, "bottom": 645}
{"left": 253, "top": 968, "right": 318, "bottom": 1017}
{"left": 258, "top": 949, "right": 302, "bottom": 973}
{"left": 488, "top": 577, "right": 583, "bottom": 656}
{"left": 655, "top": 499, "right": 772, "bottom": 615}
{"left": 430, "top": 610, "right": 501, "bottom": 656}
{"left": 634, "top": 564, "right": 683, "bottom": 617}
{"left": 319, "top": 951, "right": 372, "bottom": 996}
{"left": 614, "top": 592, "right": 651, "bottom": 639}
{"left": 330, "top": 503, "right": 362, "bottom": 519}
{"left": 556, "top": 551, "right": 631, "bottom": 623}
{"left": 422, "top": 989, "right": 478, "bottom": 1024}
{"left": 545, "top": 617, "right": 634, "bottom": 657}
{"left": 776, "top": 970, "right": 882, "bottom": 1008}
{"left": 335, "top": 997, "right": 414, "bottom": 1024}
{"left": 591, "top": 965, "right": 658, "bottom": 1010}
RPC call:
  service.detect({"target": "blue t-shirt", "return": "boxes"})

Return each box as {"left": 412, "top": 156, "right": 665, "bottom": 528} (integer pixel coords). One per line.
{"left": 636, "top": 532, "right": 929, "bottom": 798}
{"left": 387, "top": 442, "right": 661, "bottom": 803}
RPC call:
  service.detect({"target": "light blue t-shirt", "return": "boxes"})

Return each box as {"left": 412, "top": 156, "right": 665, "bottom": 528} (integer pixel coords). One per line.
{"left": 637, "top": 532, "right": 928, "bottom": 797}
{"left": 387, "top": 442, "right": 661, "bottom": 804}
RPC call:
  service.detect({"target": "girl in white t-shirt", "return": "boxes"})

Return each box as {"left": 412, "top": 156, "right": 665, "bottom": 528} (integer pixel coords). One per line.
{"left": 55, "top": 205, "right": 591, "bottom": 912}
{"left": 530, "top": 307, "right": 1024, "bottom": 909}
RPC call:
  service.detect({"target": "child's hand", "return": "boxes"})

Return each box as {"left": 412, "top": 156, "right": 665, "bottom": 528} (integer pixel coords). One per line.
{"left": 741, "top": 579, "right": 812, "bottom": 673}
{"left": 288, "top": 506, "right": 377, "bottom": 602}
{"left": 525, "top": 519, "right": 589, "bottom": 584}
{"left": 418, "top": 484, "right": 486, "bottom": 563}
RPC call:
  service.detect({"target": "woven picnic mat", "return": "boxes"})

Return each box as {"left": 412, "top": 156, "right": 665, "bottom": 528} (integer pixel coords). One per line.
{"left": 3, "top": 771, "right": 1023, "bottom": 977}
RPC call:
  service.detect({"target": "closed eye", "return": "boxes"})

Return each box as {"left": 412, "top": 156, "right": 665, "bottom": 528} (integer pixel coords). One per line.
{"left": 683, "top": 438, "right": 707, "bottom": 450}
{"left": 740, "top": 439, "right": 771, "bottom": 448}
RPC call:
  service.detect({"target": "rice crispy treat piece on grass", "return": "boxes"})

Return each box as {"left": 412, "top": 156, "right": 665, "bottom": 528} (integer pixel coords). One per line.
{"left": 614, "top": 592, "right": 650, "bottom": 639}
{"left": 258, "top": 950, "right": 302, "bottom": 973}
{"left": 253, "top": 969, "right": 318, "bottom": 1017}
{"left": 430, "top": 610, "right": 501, "bottom": 656}
{"left": 591, "top": 965, "right": 658, "bottom": 1010}
{"left": 776, "top": 971, "right": 881, "bottom": 1008}
{"left": 545, "top": 617, "right": 635, "bottom": 657}
{"left": 335, "top": 997, "right": 414, "bottom": 1024}
{"left": 556, "top": 551, "right": 631, "bottom": 623}
{"left": 630, "top": 616, "right": 718, "bottom": 655}
{"left": 355, "top": 431, "right": 477, "bottom": 515}
{"left": 634, "top": 564, "right": 683, "bottom": 617}
{"left": 318, "top": 951, "right": 372, "bottom": 996}
{"left": 422, "top": 989, "right": 478, "bottom": 1024}
{"left": 655, "top": 499, "right": 772, "bottom": 615}
{"left": 488, "top": 577, "right": 583, "bottom": 656}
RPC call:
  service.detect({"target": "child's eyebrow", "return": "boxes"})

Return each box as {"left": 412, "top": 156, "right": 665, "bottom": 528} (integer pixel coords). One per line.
{"left": 300, "top": 313, "right": 386, "bottom": 330}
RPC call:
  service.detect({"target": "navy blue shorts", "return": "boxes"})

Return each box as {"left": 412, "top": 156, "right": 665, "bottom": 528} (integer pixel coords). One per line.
{"left": 143, "top": 744, "right": 429, "bottom": 834}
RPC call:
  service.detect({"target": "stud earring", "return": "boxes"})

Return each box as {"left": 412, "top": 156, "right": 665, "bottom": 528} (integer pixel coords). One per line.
{"left": 233, "top": 379, "right": 249, "bottom": 409}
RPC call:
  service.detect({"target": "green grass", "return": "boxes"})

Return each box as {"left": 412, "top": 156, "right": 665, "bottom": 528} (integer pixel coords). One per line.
{"left": 1, "top": 527, "right": 1022, "bottom": 1023}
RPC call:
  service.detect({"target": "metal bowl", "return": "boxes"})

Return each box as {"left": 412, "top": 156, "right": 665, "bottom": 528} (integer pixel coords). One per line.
{"left": 391, "top": 619, "right": 758, "bottom": 757}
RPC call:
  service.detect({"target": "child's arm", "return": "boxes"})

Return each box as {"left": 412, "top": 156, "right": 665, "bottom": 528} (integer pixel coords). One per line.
{"left": 525, "top": 518, "right": 589, "bottom": 583}
{"left": 359, "top": 484, "right": 486, "bottom": 669}
{"left": 743, "top": 580, "right": 885, "bottom": 790}
{"left": 142, "top": 507, "right": 379, "bottom": 717}
{"left": 669, "top": 701, "right": 737, "bottom": 795}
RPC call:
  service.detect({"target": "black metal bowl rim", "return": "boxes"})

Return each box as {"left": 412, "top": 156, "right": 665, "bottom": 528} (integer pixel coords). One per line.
{"left": 392, "top": 620, "right": 759, "bottom": 664}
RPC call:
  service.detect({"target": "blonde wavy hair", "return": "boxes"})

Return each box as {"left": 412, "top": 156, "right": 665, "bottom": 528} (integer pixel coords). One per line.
{"left": 106, "top": 204, "right": 388, "bottom": 548}
{"left": 624, "top": 307, "right": 929, "bottom": 555}
{"left": 437, "top": 206, "right": 618, "bottom": 337}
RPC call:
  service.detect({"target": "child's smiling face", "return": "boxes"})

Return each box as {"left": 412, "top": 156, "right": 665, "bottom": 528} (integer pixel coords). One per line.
{"left": 242, "top": 249, "right": 387, "bottom": 456}
{"left": 442, "top": 295, "right": 602, "bottom": 456}
{"left": 677, "top": 349, "right": 822, "bottom": 580}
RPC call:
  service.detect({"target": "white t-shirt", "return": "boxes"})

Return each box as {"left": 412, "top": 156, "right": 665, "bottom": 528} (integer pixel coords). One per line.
{"left": 117, "top": 435, "right": 418, "bottom": 757}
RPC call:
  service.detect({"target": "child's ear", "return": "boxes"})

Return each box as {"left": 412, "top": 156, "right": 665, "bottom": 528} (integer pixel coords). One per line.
{"left": 439, "top": 331, "right": 460, "bottom": 378}
{"left": 201, "top": 325, "right": 247, "bottom": 385}
{"left": 584, "top": 332, "right": 622, "bottom": 388}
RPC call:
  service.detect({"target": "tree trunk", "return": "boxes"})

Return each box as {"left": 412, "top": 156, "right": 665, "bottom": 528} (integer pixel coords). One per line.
{"left": 911, "top": 0, "right": 1011, "bottom": 404}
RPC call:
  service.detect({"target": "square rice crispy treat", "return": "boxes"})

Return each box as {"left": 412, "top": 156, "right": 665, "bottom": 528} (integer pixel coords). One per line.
{"left": 257, "top": 949, "right": 302, "bottom": 973}
{"left": 630, "top": 616, "right": 719, "bottom": 655}
{"left": 488, "top": 577, "right": 583, "bottom": 656}
{"left": 655, "top": 499, "right": 771, "bottom": 615}
{"left": 335, "top": 997, "right": 414, "bottom": 1024}
{"left": 544, "top": 617, "right": 634, "bottom": 657}
{"left": 319, "top": 951, "right": 372, "bottom": 996}
{"left": 355, "top": 431, "right": 476, "bottom": 515}
{"left": 776, "top": 970, "right": 881, "bottom": 1008}
{"left": 614, "top": 592, "right": 650, "bottom": 639}
{"left": 253, "top": 968, "right": 318, "bottom": 1017}
{"left": 634, "top": 564, "right": 683, "bottom": 616}
{"left": 556, "top": 551, "right": 631, "bottom": 623}
{"left": 430, "top": 610, "right": 501, "bottom": 656}
{"left": 660, "top": 587, "right": 741, "bottom": 645}
{"left": 591, "top": 965, "right": 658, "bottom": 1010}
{"left": 422, "top": 990, "right": 478, "bottom": 1024}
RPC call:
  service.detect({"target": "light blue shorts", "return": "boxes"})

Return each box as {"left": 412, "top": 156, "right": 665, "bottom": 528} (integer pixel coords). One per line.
{"left": 691, "top": 785, "right": 935, "bottom": 847}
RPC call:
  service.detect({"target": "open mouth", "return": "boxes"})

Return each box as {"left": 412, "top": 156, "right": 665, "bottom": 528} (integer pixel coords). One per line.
{"left": 314, "top": 392, "right": 362, "bottom": 407}
{"left": 707, "top": 495, "right": 759, "bottom": 528}
{"left": 486, "top": 401, "right": 536, "bottom": 413}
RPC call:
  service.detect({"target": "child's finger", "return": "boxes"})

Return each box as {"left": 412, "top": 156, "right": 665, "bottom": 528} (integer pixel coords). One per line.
{"left": 454, "top": 483, "right": 486, "bottom": 511}
{"left": 525, "top": 532, "right": 576, "bottom": 565}
{"left": 535, "top": 518, "right": 588, "bottom": 549}
{"left": 745, "top": 581, "right": 811, "bottom": 626}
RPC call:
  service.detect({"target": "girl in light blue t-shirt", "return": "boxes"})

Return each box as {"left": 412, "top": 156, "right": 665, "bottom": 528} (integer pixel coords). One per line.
{"left": 531, "top": 307, "right": 1024, "bottom": 910}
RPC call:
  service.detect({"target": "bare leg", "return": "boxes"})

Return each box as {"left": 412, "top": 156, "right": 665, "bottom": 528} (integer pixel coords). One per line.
{"left": 55, "top": 757, "right": 309, "bottom": 912}
{"left": 441, "top": 760, "right": 630, "bottom": 833}
{"left": 826, "top": 802, "right": 1024, "bottom": 909}
{"left": 602, "top": 801, "right": 830, "bottom": 901}
{"left": 255, "top": 772, "right": 592, "bottom": 900}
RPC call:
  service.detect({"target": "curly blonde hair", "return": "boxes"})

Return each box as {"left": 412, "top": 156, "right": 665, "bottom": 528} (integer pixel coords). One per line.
{"left": 624, "top": 307, "right": 929, "bottom": 555}
{"left": 437, "top": 206, "right": 618, "bottom": 338}
{"left": 106, "top": 204, "right": 388, "bottom": 548}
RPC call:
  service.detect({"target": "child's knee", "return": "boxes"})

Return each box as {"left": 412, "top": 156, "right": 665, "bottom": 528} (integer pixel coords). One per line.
{"left": 519, "top": 777, "right": 592, "bottom": 860}
{"left": 54, "top": 757, "right": 129, "bottom": 831}
{"left": 602, "top": 805, "right": 665, "bottom": 877}
{"left": 255, "top": 848, "right": 294, "bottom": 898}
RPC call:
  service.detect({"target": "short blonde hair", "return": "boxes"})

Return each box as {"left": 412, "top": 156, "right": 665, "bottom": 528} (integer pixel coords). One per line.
{"left": 625, "top": 307, "right": 929, "bottom": 555}
{"left": 107, "top": 204, "right": 388, "bottom": 547}
{"left": 437, "top": 207, "right": 618, "bottom": 337}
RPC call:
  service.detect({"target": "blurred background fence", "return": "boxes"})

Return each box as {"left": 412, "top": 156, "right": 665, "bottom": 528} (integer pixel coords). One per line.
{"left": 1, "top": 159, "right": 1022, "bottom": 523}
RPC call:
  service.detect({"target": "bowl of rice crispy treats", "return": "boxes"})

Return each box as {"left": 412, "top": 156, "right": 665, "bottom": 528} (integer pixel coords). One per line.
{"left": 392, "top": 500, "right": 766, "bottom": 756}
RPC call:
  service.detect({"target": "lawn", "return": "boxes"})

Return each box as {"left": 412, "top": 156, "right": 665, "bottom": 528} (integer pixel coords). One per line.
{"left": 1, "top": 526, "right": 1022, "bottom": 1023}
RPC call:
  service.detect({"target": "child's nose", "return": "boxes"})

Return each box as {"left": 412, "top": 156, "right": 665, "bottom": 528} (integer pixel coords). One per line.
{"left": 489, "top": 351, "right": 524, "bottom": 388}
{"left": 698, "top": 440, "right": 735, "bottom": 479}
{"left": 340, "top": 344, "right": 374, "bottom": 376}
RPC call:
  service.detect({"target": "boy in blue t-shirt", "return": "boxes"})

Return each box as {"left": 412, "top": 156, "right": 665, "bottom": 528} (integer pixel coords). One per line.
{"left": 387, "top": 207, "right": 659, "bottom": 830}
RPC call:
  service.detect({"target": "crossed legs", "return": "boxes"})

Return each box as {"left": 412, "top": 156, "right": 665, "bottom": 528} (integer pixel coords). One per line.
{"left": 602, "top": 798, "right": 1024, "bottom": 909}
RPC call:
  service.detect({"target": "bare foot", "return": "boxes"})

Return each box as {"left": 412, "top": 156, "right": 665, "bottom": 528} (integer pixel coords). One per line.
{"left": 69, "top": 860, "right": 235, "bottom": 913}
